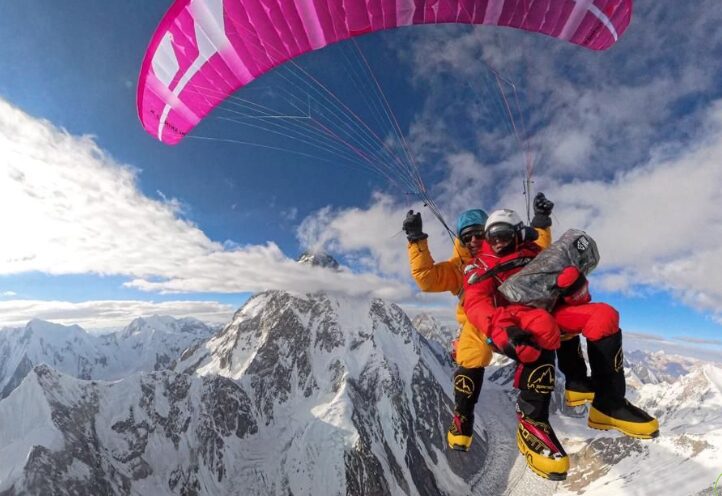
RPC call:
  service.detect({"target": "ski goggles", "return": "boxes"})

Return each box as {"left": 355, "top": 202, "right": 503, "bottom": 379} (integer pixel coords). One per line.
{"left": 485, "top": 224, "right": 517, "bottom": 245}
{"left": 460, "top": 229, "right": 485, "bottom": 244}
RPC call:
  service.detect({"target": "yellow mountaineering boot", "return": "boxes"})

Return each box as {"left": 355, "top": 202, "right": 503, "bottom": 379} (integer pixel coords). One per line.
{"left": 587, "top": 332, "right": 659, "bottom": 439}
{"left": 588, "top": 400, "right": 659, "bottom": 439}
{"left": 514, "top": 350, "right": 568, "bottom": 480}
{"left": 447, "top": 366, "right": 484, "bottom": 451}
{"left": 447, "top": 412, "right": 474, "bottom": 451}
{"left": 516, "top": 406, "right": 569, "bottom": 481}
{"left": 564, "top": 378, "right": 595, "bottom": 407}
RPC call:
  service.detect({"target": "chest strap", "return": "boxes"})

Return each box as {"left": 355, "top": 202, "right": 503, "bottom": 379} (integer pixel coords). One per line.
{"left": 467, "top": 256, "right": 534, "bottom": 285}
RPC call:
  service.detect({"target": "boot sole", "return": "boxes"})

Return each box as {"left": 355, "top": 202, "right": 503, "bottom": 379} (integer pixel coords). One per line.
{"left": 516, "top": 432, "right": 567, "bottom": 481}
{"left": 587, "top": 420, "right": 660, "bottom": 439}
{"left": 564, "top": 391, "right": 594, "bottom": 408}
{"left": 447, "top": 432, "right": 472, "bottom": 452}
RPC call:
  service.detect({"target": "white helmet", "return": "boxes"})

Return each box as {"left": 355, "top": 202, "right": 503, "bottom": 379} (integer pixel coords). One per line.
{"left": 484, "top": 209, "right": 523, "bottom": 231}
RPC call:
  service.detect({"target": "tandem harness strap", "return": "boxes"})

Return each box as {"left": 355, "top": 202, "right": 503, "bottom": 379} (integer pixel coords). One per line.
{"left": 467, "top": 256, "right": 535, "bottom": 286}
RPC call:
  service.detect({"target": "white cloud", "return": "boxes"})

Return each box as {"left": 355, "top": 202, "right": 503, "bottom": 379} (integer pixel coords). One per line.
{"left": 296, "top": 192, "right": 464, "bottom": 281}
{"left": 339, "top": 2, "right": 722, "bottom": 324}
{"left": 492, "top": 101, "right": 722, "bottom": 319}
{"left": 1, "top": 291, "right": 17, "bottom": 297}
{"left": 0, "top": 299, "right": 235, "bottom": 329}
{"left": 547, "top": 129, "right": 595, "bottom": 172}
{"left": 0, "top": 99, "right": 409, "bottom": 299}
{"left": 397, "top": 0, "right": 722, "bottom": 186}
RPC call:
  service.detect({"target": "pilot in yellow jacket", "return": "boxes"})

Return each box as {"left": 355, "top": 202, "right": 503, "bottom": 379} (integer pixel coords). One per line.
{"left": 403, "top": 197, "right": 554, "bottom": 451}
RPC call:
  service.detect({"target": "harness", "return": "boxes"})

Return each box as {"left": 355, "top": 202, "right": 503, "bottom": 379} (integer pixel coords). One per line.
{"left": 466, "top": 256, "right": 535, "bottom": 285}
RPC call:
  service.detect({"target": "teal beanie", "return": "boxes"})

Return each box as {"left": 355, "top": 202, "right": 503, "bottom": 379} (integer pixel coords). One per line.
{"left": 456, "top": 209, "right": 489, "bottom": 235}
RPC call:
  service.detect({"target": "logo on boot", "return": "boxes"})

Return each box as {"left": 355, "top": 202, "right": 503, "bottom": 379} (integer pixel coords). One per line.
{"left": 527, "top": 364, "right": 555, "bottom": 394}
{"left": 454, "top": 375, "right": 475, "bottom": 397}
{"left": 614, "top": 348, "right": 624, "bottom": 373}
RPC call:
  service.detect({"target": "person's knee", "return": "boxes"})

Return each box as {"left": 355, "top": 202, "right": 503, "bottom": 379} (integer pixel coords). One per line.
{"left": 583, "top": 304, "right": 620, "bottom": 340}
{"left": 456, "top": 340, "right": 493, "bottom": 368}
{"left": 525, "top": 310, "right": 561, "bottom": 350}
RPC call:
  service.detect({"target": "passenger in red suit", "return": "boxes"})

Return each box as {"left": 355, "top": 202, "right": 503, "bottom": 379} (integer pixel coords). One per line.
{"left": 463, "top": 209, "right": 569, "bottom": 480}
{"left": 463, "top": 209, "right": 659, "bottom": 481}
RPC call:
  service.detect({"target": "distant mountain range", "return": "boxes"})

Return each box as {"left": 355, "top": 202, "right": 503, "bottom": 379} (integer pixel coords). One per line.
{"left": 0, "top": 316, "right": 216, "bottom": 399}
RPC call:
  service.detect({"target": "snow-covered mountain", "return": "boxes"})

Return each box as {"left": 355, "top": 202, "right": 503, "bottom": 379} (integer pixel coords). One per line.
{"left": 410, "top": 313, "right": 456, "bottom": 368}
{"left": 0, "top": 291, "right": 508, "bottom": 495}
{"left": 175, "top": 290, "right": 493, "bottom": 495}
{"left": 0, "top": 316, "right": 215, "bottom": 399}
{"left": 412, "top": 313, "right": 454, "bottom": 349}
{"left": 1, "top": 292, "right": 721, "bottom": 496}
{"left": 0, "top": 319, "right": 104, "bottom": 399}
{"left": 297, "top": 250, "right": 340, "bottom": 270}
{"left": 0, "top": 364, "right": 260, "bottom": 496}
{"left": 480, "top": 337, "right": 722, "bottom": 495}
{"left": 104, "top": 315, "right": 218, "bottom": 376}
{"left": 623, "top": 349, "right": 701, "bottom": 386}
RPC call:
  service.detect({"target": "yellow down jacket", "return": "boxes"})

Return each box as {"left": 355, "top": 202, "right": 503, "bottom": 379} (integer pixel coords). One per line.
{"left": 408, "top": 227, "right": 551, "bottom": 368}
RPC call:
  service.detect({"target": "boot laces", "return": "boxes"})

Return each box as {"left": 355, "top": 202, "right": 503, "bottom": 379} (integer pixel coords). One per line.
{"left": 453, "top": 414, "right": 464, "bottom": 433}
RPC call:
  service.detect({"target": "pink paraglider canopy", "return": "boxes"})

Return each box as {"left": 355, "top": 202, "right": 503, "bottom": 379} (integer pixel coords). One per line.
{"left": 137, "top": 0, "right": 632, "bottom": 145}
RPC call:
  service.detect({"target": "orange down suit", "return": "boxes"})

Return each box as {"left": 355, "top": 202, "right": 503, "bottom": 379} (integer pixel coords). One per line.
{"left": 407, "top": 227, "right": 551, "bottom": 368}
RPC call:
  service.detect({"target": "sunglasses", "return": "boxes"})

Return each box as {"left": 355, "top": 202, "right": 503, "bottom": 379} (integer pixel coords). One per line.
{"left": 485, "top": 224, "right": 516, "bottom": 245}
{"left": 460, "top": 229, "right": 485, "bottom": 244}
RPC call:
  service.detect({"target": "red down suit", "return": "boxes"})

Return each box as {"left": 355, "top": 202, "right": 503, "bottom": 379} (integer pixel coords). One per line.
{"left": 463, "top": 240, "right": 620, "bottom": 364}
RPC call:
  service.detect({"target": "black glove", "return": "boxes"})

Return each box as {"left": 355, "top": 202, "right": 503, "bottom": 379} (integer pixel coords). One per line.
{"left": 534, "top": 192, "right": 554, "bottom": 215}
{"left": 506, "top": 326, "right": 536, "bottom": 347}
{"left": 531, "top": 192, "right": 554, "bottom": 229}
{"left": 402, "top": 210, "right": 428, "bottom": 242}
{"left": 490, "top": 326, "right": 541, "bottom": 364}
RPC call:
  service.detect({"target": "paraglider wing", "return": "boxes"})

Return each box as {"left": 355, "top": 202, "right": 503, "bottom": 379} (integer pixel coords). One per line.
{"left": 137, "top": 0, "right": 633, "bottom": 145}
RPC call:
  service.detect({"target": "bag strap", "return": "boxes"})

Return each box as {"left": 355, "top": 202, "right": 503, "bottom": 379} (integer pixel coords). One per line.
{"left": 467, "top": 256, "right": 535, "bottom": 285}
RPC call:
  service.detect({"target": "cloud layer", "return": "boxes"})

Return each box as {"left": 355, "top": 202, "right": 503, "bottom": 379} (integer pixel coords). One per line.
{"left": 0, "top": 99, "right": 410, "bottom": 306}
{"left": 0, "top": 299, "right": 235, "bottom": 330}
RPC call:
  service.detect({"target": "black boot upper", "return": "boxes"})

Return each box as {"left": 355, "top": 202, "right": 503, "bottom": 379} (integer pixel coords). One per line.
{"left": 565, "top": 376, "right": 594, "bottom": 393}
{"left": 453, "top": 366, "right": 485, "bottom": 417}
{"left": 557, "top": 335, "right": 589, "bottom": 383}
{"left": 596, "top": 399, "right": 656, "bottom": 422}
{"left": 516, "top": 350, "right": 556, "bottom": 421}
{"left": 588, "top": 332, "right": 626, "bottom": 410}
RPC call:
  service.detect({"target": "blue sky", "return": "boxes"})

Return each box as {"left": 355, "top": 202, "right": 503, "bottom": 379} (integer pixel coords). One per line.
{"left": 1, "top": 1, "right": 722, "bottom": 346}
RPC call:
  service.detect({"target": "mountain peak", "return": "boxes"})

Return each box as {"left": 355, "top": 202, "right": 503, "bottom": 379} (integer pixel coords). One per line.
{"left": 26, "top": 319, "right": 83, "bottom": 334}
{"left": 412, "top": 313, "right": 454, "bottom": 347}
{"left": 297, "top": 250, "right": 340, "bottom": 270}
